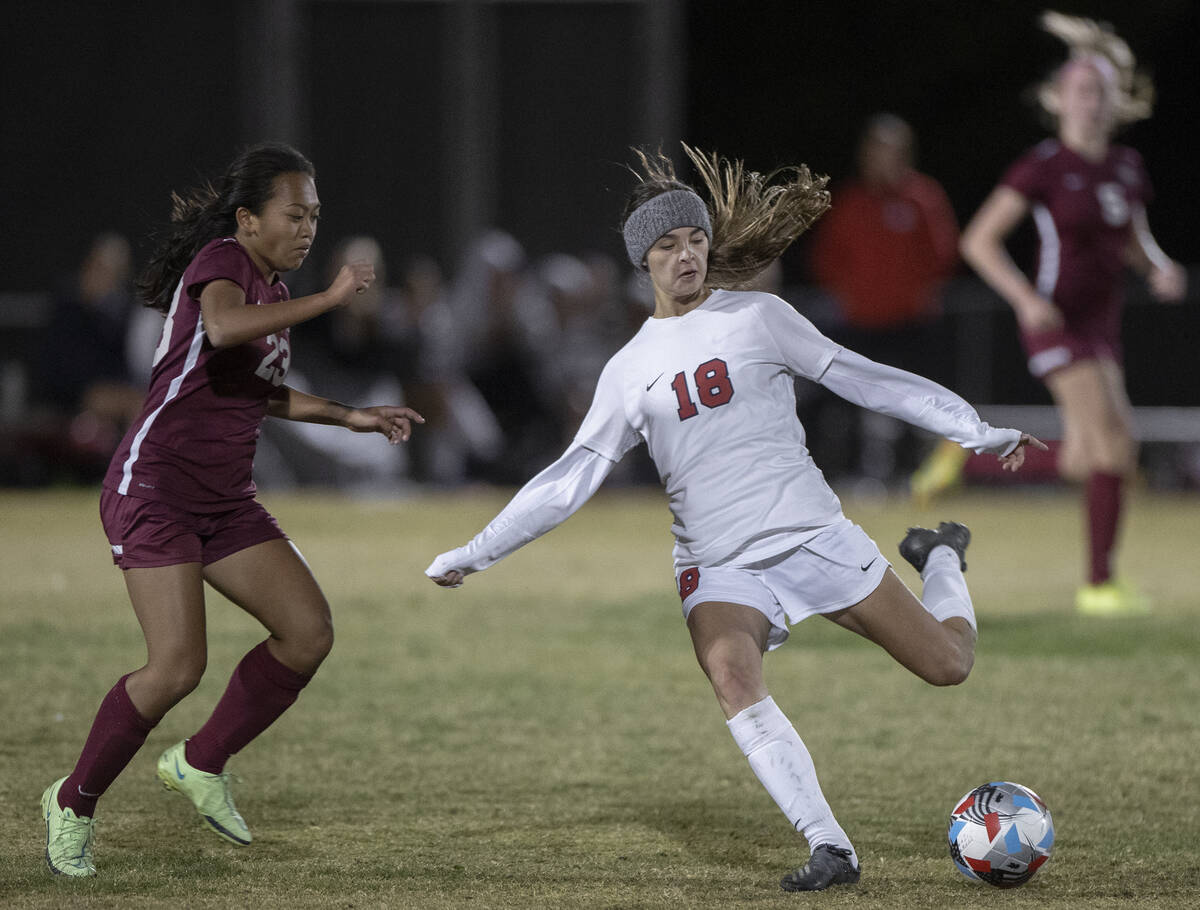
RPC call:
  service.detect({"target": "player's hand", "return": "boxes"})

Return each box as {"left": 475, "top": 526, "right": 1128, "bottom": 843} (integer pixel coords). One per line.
{"left": 426, "top": 552, "right": 466, "bottom": 587}
{"left": 326, "top": 261, "right": 376, "bottom": 306}
{"left": 1015, "top": 296, "right": 1064, "bottom": 334}
{"left": 429, "top": 570, "right": 464, "bottom": 588}
{"left": 999, "top": 433, "right": 1048, "bottom": 472}
{"left": 345, "top": 406, "right": 424, "bottom": 443}
{"left": 1148, "top": 260, "right": 1187, "bottom": 303}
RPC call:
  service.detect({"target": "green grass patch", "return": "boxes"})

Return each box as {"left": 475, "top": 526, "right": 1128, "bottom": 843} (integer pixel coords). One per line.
{"left": 2, "top": 486, "right": 1196, "bottom": 908}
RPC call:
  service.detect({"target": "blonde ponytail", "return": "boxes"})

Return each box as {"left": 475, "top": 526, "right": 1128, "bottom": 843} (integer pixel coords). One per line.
{"left": 1037, "top": 10, "right": 1154, "bottom": 126}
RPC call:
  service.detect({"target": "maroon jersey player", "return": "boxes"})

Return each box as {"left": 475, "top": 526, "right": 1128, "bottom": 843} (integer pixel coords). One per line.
{"left": 999, "top": 140, "right": 1151, "bottom": 368}
{"left": 960, "top": 12, "right": 1186, "bottom": 615}
{"left": 107, "top": 237, "right": 296, "bottom": 508}
{"left": 40, "top": 144, "right": 423, "bottom": 877}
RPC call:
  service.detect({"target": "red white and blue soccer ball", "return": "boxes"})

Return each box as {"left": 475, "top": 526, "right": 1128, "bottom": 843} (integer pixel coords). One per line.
{"left": 947, "top": 781, "right": 1054, "bottom": 888}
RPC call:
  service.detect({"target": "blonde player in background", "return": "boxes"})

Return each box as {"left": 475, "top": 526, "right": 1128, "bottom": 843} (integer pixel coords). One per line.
{"left": 426, "top": 145, "right": 1044, "bottom": 892}
{"left": 960, "top": 12, "right": 1186, "bottom": 615}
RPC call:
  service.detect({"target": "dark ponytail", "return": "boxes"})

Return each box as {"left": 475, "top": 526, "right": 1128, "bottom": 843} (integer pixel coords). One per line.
{"left": 137, "top": 143, "right": 316, "bottom": 312}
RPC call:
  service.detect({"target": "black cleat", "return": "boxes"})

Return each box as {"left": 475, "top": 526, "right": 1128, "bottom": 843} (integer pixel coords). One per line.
{"left": 780, "top": 844, "right": 861, "bottom": 892}
{"left": 898, "top": 521, "right": 970, "bottom": 573}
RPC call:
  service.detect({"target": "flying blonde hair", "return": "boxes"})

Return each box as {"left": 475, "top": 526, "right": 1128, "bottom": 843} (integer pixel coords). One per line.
{"left": 624, "top": 144, "right": 830, "bottom": 290}
{"left": 1036, "top": 10, "right": 1154, "bottom": 126}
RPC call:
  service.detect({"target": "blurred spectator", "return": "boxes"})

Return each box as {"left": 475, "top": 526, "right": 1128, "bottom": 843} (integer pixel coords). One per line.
{"left": 261, "top": 236, "right": 418, "bottom": 493}
{"left": 810, "top": 113, "right": 961, "bottom": 492}
{"left": 436, "top": 230, "right": 561, "bottom": 484}
{"left": 383, "top": 251, "right": 509, "bottom": 487}
{"left": 25, "top": 232, "right": 145, "bottom": 481}
{"left": 537, "top": 252, "right": 626, "bottom": 445}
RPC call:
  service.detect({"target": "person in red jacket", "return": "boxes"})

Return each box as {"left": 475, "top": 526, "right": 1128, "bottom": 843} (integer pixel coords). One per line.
{"left": 811, "top": 114, "right": 966, "bottom": 495}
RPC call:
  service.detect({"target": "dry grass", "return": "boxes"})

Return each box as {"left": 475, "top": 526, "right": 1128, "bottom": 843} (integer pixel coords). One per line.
{"left": 1, "top": 485, "right": 1197, "bottom": 908}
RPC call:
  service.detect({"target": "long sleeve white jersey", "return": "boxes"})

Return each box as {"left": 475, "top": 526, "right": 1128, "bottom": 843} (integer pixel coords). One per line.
{"left": 426, "top": 289, "right": 1020, "bottom": 580}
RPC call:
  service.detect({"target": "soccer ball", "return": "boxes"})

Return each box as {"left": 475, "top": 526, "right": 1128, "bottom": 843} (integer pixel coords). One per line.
{"left": 947, "top": 781, "right": 1054, "bottom": 888}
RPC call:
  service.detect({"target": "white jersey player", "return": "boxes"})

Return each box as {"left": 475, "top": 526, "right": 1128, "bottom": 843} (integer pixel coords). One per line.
{"left": 426, "top": 147, "right": 1045, "bottom": 892}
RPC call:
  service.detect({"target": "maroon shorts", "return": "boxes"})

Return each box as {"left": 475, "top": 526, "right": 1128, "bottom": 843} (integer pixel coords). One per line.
{"left": 99, "top": 489, "right": 287, "bottom": 569}
{"left": 1020, "top": 327, "right": 1121, "bottom": 380}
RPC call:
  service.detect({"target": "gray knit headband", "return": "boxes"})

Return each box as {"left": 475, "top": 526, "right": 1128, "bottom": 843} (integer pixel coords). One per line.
{"left": 622, "top": 189, "right": 713, "bottom": 269}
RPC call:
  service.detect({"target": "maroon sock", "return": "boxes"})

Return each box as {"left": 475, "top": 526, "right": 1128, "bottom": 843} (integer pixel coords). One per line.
{"left": 59, "top": 673, "right": 156, "bottom": 817}
{"left": 185, "top": 641, "right": 312, "bottom": 774}
{"left": 1086, "top": 471, "right": 1124, "bottom": 585}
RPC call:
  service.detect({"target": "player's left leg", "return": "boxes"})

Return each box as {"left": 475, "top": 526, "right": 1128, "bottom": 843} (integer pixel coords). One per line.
{"left": 1048, "top": 357, "right": 1136, "bottom": 480}
{"left": 1080, "top": 359, "right": 1145, "bottom": 612}
{"left": 688, "top": 601, "right": 860, "bottom": 891}
{"left": 825, "top": 556, "right": 975, "bottom": 688}
{"left": 156, "top": 538, "right": 331, "bottom": 846}
{"left": 190, "top": 538, "right": 332, "bottom": 771}
{"left": 1047, "top": 358, "right": 1144, "bottom": 613}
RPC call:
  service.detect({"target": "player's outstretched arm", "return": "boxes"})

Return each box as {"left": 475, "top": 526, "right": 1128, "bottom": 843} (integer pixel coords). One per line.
{"left": 268, "top": 386, "right": 424, "bottom": 444}
{"left": 200, "top": 261, "right": 375, "bottom": 348}
{"left": 818, "top": 347, "right": 1047, "bottom": 468}
{"left": 426, "top": 443, "right": 618, "bottom": 588}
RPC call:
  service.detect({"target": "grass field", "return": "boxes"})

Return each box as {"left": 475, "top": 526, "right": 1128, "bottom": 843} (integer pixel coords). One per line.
{"left": 1, "top": 484, "right": 1197, "bottom": 909}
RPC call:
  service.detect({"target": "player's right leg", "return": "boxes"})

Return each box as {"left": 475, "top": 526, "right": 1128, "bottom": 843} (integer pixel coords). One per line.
{"left": 687, "top": 601, "right": 860, "bottom": 892}
{"left": 1046, "top": 359, "right": 1145, "bottom": 614}
{"left": 42, "top": 563, "right": 207, "bottom": 876}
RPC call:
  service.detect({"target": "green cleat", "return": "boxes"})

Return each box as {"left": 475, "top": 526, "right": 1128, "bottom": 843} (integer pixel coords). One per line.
{"left": 41, "top": 777, "right": 97, "bottom": 877}
{"left": 910, "top": 439, "right": 969, "bottom": 509}
{"left": 156, "top": 741, "right": 252, "bottom": 846}
{"left": 1076, "top": 580, "right": 1151, "bottom": 616}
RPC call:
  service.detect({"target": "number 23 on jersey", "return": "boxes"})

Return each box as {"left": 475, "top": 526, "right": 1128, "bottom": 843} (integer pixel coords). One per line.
{"left": 254, "top": 333, "right": 291, "bottom": 386}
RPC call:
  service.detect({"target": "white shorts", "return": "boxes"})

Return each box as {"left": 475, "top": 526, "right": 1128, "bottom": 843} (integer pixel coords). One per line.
{"left": 676, "top": 519, "right": 890, "bottom": 650}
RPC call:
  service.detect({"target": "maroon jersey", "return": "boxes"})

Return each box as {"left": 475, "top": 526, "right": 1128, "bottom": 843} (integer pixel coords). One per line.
{"left": 1002, "top": 139, "right": 1151, "bottom": 342}
{"left": 104, "top": 238, "right": 291, "bottom": 511}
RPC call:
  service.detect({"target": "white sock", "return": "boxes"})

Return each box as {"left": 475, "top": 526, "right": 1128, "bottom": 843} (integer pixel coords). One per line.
{"left": 921, "top": 545, "right": 976, "bottom": 630}
{"left": 726, "top": 696, "right": 857, "bottom": 866}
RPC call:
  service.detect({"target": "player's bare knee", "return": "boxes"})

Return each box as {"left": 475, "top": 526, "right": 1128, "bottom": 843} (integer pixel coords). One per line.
{"left": 1056, "top": 449, "right": 1087, "bottom": 482}
{"left": 144, "top": 656, "right": 206, "bottom": 703}
{"left": 949, "top": 647, "right": 975, "bottom": 685}
{"left": 1055, "top": 438, "right": 1088, "bottom": 481}
{"left": 701, "top": 655, "right": 762, "bottom": 707}
{"left": 924, "top": 647, "right": 973, "bottom": 687}
{"left": 1092, "top": 452, "right": 1129, "bottom": 476}
{"left": 1100, "top": 439, "right": 1136, "bottom": 476}
{"left": 280, "top": 616, "right": 334, "bottom": 672}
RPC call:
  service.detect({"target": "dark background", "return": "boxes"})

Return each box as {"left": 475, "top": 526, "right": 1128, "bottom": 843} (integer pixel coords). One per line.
{"left": 3, "top": 0, "right": 1196, "bottom": 285}
{"left": 2, "top": 0, "right": 1196, "bottom": 411}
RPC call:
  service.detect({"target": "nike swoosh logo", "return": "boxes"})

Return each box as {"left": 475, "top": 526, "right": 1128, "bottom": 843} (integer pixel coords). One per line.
{"left": 860, "top": 558, "right": 877, "bottom": 572}
{"left": 646, "top": 373, "right": 664, "bottom": 391}
{"left": 174, "top": 757, "right": 186, "bottom": 780}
